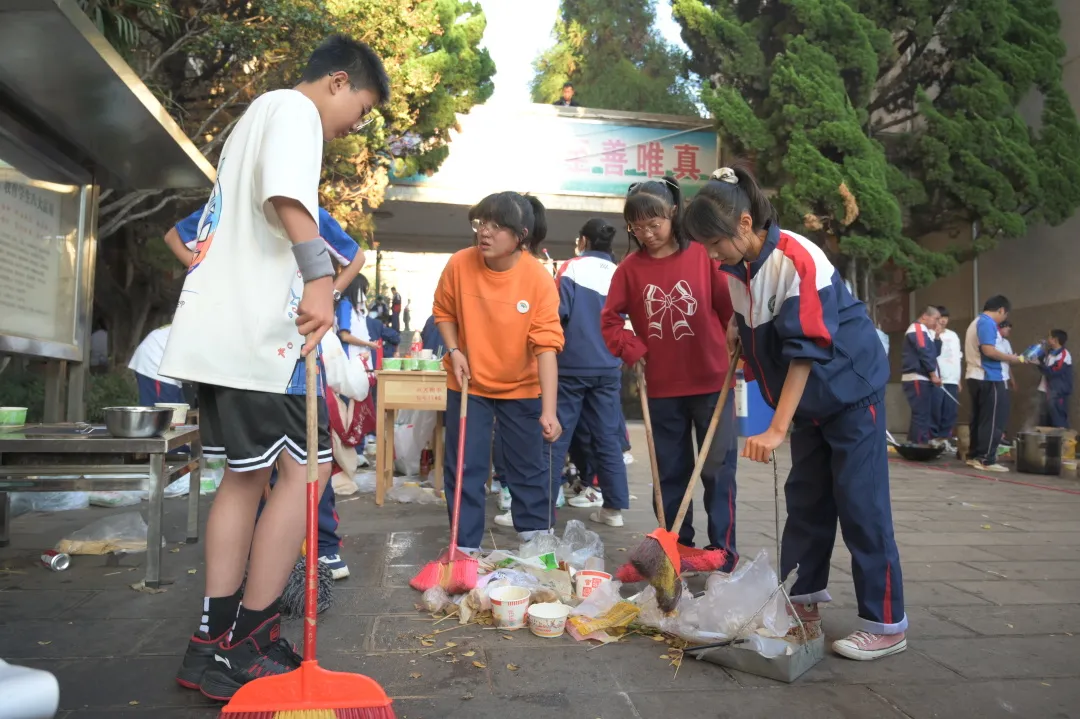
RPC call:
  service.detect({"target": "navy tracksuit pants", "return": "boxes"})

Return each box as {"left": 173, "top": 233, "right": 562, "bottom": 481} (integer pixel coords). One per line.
{"left": 136, "top": 372, "right": 185, "bottom": 406}
{"left": 932, "top": 383, "right": 959, "bottom": 439}
{"left": 902, "top": 379, "right": 933, "bottom": 445}
{"left": 445, "top": 391, "right": 551, "bottom": 549}
{"left": 544, "top": 374, "right": 630, "bottom": 510}
{"left": 647, "top": 390, "right": 738, "bottom": 567}
{"left": 783, "top": 397, "right": 907, "bottom": 634}
{"left": 1040, "top": 392, "right": 1070, "bottom": 428}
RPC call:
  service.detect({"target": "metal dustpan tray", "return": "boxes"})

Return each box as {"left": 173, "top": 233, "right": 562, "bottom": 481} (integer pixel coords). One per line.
{"left": 689, "top": 633, "right": 825, "bottom": 683}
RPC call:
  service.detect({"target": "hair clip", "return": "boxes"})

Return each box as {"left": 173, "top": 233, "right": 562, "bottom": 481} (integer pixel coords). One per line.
{"left": 627, "top": 182, "right": 641, "bottom": 193}
{"left": 711, "top": 167, "right": 738, "bottom": 184}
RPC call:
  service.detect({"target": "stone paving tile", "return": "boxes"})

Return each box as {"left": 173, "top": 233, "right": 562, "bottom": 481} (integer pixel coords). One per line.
{"left": 895, "top": 531, "right": 1080, "bottom": 546}
{"left": 959, "top": 560, "right": 1080, "bottom": 581}
{"left": 929, "top": 604, "right": 1080, "bottom": 636}
{"left": 725, "top": 646, "right": 956, "bottom": 687}
{"left": 977, "top": 544, "right": 1080, "bottom": 561}
{"left": 895, "top": 561, "right": 1002, "bottom": 582}
{"left": 389, "top": 692, "right": 636, "bottom": 719}
{"left": 0, "top": 618, "right": 159, "bottom": 659}
{"left": 0, "top": 588, "right": 96, "bottom": 619}
{"left": 915, "top": 636, "right": 1080, "bottom": 680}
{"left": 894, "top": 581, "right": 993, "bottom": 607}
{"left": 331, "top": 586, "right": 429, "bottom": 615}
{"left": 40, "top": 656, "right": 219, "bottom": 711}
{"left": 628, "top": 685, "right": 906, "bottom": 718}
{"left": 893, "top": 545, "right": 1015, "bottom": 562}
{"left": 870, "top": 678, "right": 1080, "bottom": 719}
{"left": 823, "top": 607, "right": 976, "bottom": 639}
{"left": 989, "top": 520, "right": 1080, "bottom": 532}
{"left": 945, "top": 580, "right": 1080, "bottom": 605}
{"left": 891, "top": 520, "right": 1025, "bottom": 533}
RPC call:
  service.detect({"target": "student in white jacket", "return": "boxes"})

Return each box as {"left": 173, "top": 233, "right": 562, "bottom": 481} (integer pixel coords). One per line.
{"left": 932, "top": 306, "right": 962, "bottom": 448}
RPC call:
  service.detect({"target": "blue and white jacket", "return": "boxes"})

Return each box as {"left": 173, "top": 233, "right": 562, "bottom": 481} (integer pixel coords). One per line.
{"left": 1039, "top": 348, "right": 1073, "bottom": 398}
{"left": 719, "top": 224, "right": 888, "bottom": 421}
{"left": 555, "top": 250, "right": 622, "bottom": 377}
{"left": 901, "top": 322, "right": 938, "bottom": 382}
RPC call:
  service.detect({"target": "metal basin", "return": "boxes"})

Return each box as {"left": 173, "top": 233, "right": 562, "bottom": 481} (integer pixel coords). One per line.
{"left": 895, "top": 443, "right": 945, "bottom": 462}
{"left": 102, "top": 407, "right": 172, "bottom": 438}
{"left": 1016, "top": 431, "right": 1063, "bottom": 476}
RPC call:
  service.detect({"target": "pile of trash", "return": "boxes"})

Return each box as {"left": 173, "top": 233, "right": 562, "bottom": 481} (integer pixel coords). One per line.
{"left": 414, "top": 533, "right": 803, "bottom": 660}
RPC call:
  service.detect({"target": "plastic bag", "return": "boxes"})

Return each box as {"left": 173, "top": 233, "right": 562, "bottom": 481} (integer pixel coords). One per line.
{"left": 701, "top": 549, "right": 791, "bottom": 638}
{"left": 394, "top": 410, "right": 437, "bottom": 477}
{"left": 163, "top": 471, "right": 220, "bottom": 498}
{"left": 386, "top": 482, "right": 440, "bottom": 504}
{"left": 89, "top": 491, "right": 145, "bottom": 508}
{"left": 422, "top": 586, "right": 451, "bottom": 613}
{"left": 570, "top": 579, "right": 622, "bottom": 617}
{"left": 353, "top": 471, "right": 377, "bottom": 494}
{"left": 558, "top": 520, "right": 604, "bottom": 569}
{"left": 321, "top": 332, "right": 371, "bottom": 401}
{"left": 518, "top": 533, "right": 560, "bottom": 559}
{"left": 56, "top": 511, "right": 153, "bottom": 555}
{"left": 10, "top": 492, "right": 89, "bottom": 517}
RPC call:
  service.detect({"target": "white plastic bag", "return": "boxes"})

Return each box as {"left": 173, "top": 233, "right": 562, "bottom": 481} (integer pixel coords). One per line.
{"left": 354, "top": 471, "right": 377, "bottom": 494}
{"left": 570, "top": 579, "right": 622, "bottom": 617}
{"left": 163, "top": 471, "right": 220, "bottom": 498}
{"left": 321, "top": 333, "right": 371, "bottom": 401}
{"left": 10, "top": 492, "right": 89, "bottom": 517}
{"left": 702, "top": 549, "right": 791, "bottom": 638}
{"left": 393, "top": 410, "right": 437, "bottom": 477}
{"left": 89, "top": 491, "right": 145, "bottom": 507}
{"left": 56, "top": 511, "right": 154, "bottom": 555}
{"left": 558, "top": 520, "right": 604, "bottom": 569}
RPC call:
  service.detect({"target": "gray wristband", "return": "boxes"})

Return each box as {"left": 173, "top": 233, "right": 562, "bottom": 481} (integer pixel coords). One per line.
{"left": 291, "top": 237, "right": 334, "bottom": 283}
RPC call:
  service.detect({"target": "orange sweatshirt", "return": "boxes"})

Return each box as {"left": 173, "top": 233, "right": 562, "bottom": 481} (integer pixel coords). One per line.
{"left": 433, "top": 247, "right": 564, "bottom": 398}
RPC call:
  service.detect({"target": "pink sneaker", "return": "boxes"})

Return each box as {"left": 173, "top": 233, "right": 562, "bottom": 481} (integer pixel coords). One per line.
{"left": 832, "top": 630, "right": 907, "bottom": 661}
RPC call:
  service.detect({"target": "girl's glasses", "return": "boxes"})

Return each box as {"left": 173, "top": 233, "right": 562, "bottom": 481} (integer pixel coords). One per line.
{"left": 628, "top": 220, "right": 665, "bottom": 237}
{"left": 471, "top": 219, "right": 505, "bottom": 233}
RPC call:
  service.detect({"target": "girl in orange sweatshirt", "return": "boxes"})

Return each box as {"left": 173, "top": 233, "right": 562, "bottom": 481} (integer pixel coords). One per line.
{"left": 433, "top": 192, "right": 565, "bottom": 550}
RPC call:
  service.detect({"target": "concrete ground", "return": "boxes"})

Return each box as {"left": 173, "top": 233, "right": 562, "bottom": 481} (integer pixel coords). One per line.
{"left": 3, "top": 424, "right": 1080, "bottom": 719}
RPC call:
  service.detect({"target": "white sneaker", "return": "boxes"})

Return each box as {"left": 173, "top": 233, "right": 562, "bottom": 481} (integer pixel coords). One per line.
{"left": 589, "top": 508, "right": 624, "bottom": 527}
{"left": 623, "top": 452, "right": 634, "bottom": 465}
{"left": 832, "top": 631, "right": 907, "bottom": 661}
{"left": 980, "top": 462, "right": 1009, "bottom": 473}
{"left": 493, "top": 511, "right": 514, "bottom": 527}
{"left": 568, "top": 487, "right": 603, "bottom": 508}
{"left": 498, "top": 486, "right": 512, "bottom": 510}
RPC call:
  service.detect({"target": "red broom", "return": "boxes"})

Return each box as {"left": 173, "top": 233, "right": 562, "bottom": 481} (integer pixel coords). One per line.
{"left": 220, "top": 351, "right": 395, "bottom": 719}
{"left": 409, "top": 376, "right": 478, "bottom": 594}
{"left": 628, "top": 344, "right": 741, "bottom": 613}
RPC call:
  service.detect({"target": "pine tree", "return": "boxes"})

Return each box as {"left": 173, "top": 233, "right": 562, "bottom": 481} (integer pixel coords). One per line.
{"left": 674, "top": 0, "right": 1080, "bottom": 288}
{"left": 532, "top": 0, "right": 699, "bottom": 116}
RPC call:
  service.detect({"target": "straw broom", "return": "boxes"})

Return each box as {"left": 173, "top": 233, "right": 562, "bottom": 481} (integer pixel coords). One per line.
{"left": 629, "top": 343, "right": 741, "bottom": 613}
{"left": 219, "top": 351, "right": 395, "bottom": 719}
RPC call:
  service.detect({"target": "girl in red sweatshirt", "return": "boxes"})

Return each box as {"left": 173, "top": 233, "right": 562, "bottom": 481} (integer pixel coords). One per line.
{"left": 601, "top": 178, "right": 739, "bottom": 569}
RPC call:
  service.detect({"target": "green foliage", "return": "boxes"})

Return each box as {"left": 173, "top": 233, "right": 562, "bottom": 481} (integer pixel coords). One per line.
{"left": 0, "top": 369, "right": 135, "bottom": 423}
{"left": 675, "top": 0, "right": 1080, "bottom": 288}
{"left": 531, "top": 0, "right": 699, "bottom": 116}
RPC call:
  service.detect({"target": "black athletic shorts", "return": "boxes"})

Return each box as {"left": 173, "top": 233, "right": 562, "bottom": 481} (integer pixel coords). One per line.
{"left": 198, "top": 384, "right": 332, "bottom": 472}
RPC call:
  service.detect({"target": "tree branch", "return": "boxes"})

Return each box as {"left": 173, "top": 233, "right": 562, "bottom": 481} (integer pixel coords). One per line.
{"left": 873, "top": 112, "right": 921, "bottom": 133}
{"left": 193, "top": 74, "right": 261, "bottom": 139}
{"left": 98, "top": 192, "right": 193, "bottom": 240}
{"left": 140, "top": 26, "right": 204, "bottom": 82}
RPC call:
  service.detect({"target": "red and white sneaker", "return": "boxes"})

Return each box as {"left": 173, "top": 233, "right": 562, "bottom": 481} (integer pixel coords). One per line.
{"left": 790, "top": 602, "right": 821, "bottom": 624}
{"left": 832, "top": 630, "right": 907, "bottom": 661}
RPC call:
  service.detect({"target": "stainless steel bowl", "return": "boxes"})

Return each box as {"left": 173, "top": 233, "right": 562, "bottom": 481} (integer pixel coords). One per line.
{"left": 102, "top": 406, "right": 173, "bottom": 438}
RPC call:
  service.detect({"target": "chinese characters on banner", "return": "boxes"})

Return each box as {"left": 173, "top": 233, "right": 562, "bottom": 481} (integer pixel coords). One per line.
{"left": 0, "top": 178, "right": 71, "bottom": 344}
{"left": 565, "top": 138, "right": 707, "bottom": 181}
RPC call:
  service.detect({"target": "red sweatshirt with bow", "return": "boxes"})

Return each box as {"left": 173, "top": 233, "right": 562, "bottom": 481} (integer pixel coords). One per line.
{"left": 601, "top": 242, "right": 734, "bottom": 398}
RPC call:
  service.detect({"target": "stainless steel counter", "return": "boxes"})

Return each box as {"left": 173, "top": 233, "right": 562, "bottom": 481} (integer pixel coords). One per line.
{"left": 0, "top": 424, "right": 203, "bottom": 587}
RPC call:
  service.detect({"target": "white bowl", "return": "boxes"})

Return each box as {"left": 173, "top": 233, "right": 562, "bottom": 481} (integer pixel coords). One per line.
{"left": 528, "top": 602, "right": 570, "bottom": 638}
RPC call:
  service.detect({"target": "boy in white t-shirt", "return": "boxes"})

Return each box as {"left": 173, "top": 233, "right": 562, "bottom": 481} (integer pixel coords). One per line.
{"left": 162, "top": 35, "right": 389, "bottom": 700}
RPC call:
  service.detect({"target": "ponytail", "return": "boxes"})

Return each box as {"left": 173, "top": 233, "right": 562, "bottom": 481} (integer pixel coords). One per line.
{"left": 684, "top": 164, "right": 777, "bottom": 244}
{"left": 470, "top": 191, "right": 548, "bottom": 255}
{"left": 579, "top": 218, "right": 616, "bottom": 254}
{"left": 523, "top": 195, "right": 548, "bottom": 255}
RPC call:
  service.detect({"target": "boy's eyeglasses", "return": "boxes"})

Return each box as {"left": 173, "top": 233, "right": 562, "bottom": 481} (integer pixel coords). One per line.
{"left": 471, "top": 219, "right": 506, "bottom": 233}
{"left": 351, "top": 114, "right": 375, "bottom": 134}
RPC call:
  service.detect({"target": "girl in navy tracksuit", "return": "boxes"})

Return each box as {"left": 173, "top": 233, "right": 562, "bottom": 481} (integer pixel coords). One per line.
{"left": 684, "top": 167, "right": 907, "bottom": 662}
{"left": 601, "top": 179, "right": 739, "bottom": 568}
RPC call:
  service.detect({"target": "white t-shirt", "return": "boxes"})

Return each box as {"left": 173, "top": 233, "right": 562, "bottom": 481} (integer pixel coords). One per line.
{"left": 159, "top": 90, "right": 324, "bottom": 393}
{"left": 937, "top": 328, "right": 962, "bottom": 385}
{"left": 128, "top": 326, "right": 179, "bottom": 387}
{"left": 998, "top": 338, "right": 1013, "bottom": 381}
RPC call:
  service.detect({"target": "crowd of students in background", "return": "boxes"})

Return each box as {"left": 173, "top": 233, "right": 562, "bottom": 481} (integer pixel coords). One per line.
{"left": 900, "top": 296, "right": 1073, "bottom": 473}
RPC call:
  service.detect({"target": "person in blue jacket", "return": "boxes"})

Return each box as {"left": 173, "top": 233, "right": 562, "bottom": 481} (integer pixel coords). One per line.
{"left": 684, "top": 166, "right": 907, "bottom": 662}
{"left": 166, "top": 205, "right": 364, "bottom": 580}
{"left": 1038, "top": 329, "right": 1073, "bottom": 428}
{"left": 900, "top": 306, "right": 942, "bottom": 444}
{"left": 542, "top": 218, "right": 630, "bottom": 527}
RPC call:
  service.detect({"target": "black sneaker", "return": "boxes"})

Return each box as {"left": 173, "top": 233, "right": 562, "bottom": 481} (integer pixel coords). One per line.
{"left": 176, "top": 631, "right": 227, "bottom": 689}
{"left": 198, "top": 614, "right": 301, "bottom": 701}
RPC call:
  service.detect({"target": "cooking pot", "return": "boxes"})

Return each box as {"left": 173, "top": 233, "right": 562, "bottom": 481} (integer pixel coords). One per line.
{"left": 1016, "top": 432, "right": 1063, "bottom": 476}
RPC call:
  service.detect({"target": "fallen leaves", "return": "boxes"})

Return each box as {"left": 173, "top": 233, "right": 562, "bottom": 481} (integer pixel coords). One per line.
{"left": 501, "top": 634, "right": 513, "bottom": 640}
{"left": 169, "top": 548, "right": 180, "bottom": 554}
{"left": 409, "top": 672, "right": 422, "bottom": 680}
{"left": 420, "top": 639, "right": 435, "bottom": 647}
{"left": 444, "top": 641, "right": 458, "bottom": 648}
{"left": 462, "top": 650, "right": 476, "bottom": 657}
{"left": 981, "top": 524, "right": 992, "bottom": 530}
{"left": 128, "top": 701, "right": 139, "bottom": 706}
{"left": 37, "top": 641, "right": 51, "bottom": 646}
{"left": 472, "top": 661, "right": 486, "bottom": 669}
{"left": 506, "top": 663, "right": 519, "bottom": 671}
{"left": 187, "top": 568, "right": 198, "bottom": 574}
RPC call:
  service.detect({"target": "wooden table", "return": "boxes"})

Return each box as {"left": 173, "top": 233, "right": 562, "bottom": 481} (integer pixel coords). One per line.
{"left": 0, "top": 424, "right": 203, "bottom": 588}
{"left": 374, "top": 370, "right": 447, "bottom": 505}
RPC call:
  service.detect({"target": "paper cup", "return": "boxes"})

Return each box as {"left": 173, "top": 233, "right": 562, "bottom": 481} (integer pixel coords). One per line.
{"left": 574, "top": 569, "right": 612, "bottom": 599}
{"left": 419, "top": 349, "right": 434, "bottom": 359}
{"left": 403, "top": 358, "right": 419, "bottom": 371}
{"left": 420, "top": 359, "right": 442, "bottom": 371}
{"left": 0, "top": 407, "right": 28, "bottom": 427}
{"left": 155, "top": 403, "right": 189, "bottom": 426}
{"left": 489, "top": 585, "right": 530, "bottom": 629}
{"left": 382, "top": 358, "right": 402, "bottom": 370}
{"left": 528, "top": 602, "right": 570, "bottom": 638}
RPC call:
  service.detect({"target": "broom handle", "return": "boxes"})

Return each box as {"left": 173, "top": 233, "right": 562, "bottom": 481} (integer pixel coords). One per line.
{"left": 303, "top": 348, "right": 319, "bottom": 662}
{"left": 448, "top": 375, "right": 469, "bottom": 550}
{"left": 636, "top": 367, "right": 665, "bottom": 529}
{"left": 670, "top": 343, "right": 742, "bottom": 534}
